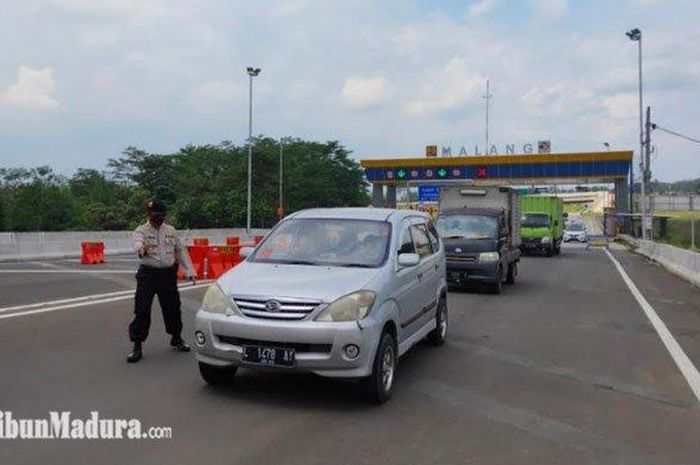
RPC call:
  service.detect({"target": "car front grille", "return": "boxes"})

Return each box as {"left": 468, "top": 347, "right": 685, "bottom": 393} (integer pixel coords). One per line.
{"left": 231, "top": 295, "right": 322, "bottom": 320}
{"left": 216, "top": 335, "right": 332, "bottom": 353}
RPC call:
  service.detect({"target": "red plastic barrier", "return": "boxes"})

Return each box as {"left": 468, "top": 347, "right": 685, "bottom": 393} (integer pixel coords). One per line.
{"left": 193, "top": 237, "right": 209, "bottom": 246}
{"left": 206, "top": 246, "right": 226, "bottom": 279}
{"left": 186, "top": 245, "right": 209, "bottom": 279}
{"left": 80, "top": 241, "right": 105, "bottom": 265}
{"left": 225, "top": 236, "right": 240, "bottom": 246}
{"left": 254, "top": 235, "right": 265, "bottom": 244}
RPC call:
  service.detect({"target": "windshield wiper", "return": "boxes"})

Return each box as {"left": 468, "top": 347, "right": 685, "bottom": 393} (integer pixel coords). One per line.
{"left": 280, "top": 259, "right": 320, "bottom": 266}
{"left": 442, "top": 235, "right": 467, "bottom": 239}
{"left": 338, "top": 263, "right": 375, "bottom": 268}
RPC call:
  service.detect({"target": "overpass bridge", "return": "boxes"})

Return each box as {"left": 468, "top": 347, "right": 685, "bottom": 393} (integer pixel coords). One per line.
{"left": 360, "top": 150, "right": 632, "bottom": 213}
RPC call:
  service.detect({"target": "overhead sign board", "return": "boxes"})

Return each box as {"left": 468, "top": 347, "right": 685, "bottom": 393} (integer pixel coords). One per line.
{"left": 418, "top": 185, "right": 440, "bottom": 203}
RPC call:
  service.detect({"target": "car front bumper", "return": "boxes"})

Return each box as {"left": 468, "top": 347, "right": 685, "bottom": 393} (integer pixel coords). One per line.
{"left": 520, "top": 240, "right": 551, "bottom": 252}
{"left": 446, "top": 260, "right": 499, "bottom": 283}
{"left": 194, "top": 310, "right": 382, "bottom": 378}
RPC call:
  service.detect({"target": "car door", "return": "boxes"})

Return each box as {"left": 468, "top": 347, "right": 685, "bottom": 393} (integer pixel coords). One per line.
{"left": 408, "top": 220, "right": 440, "bottom": 330}
{"left": 393, "top": 220, "right": 424, "bottom": 343}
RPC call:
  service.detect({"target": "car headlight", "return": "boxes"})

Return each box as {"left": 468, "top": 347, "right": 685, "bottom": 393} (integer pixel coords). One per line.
{"left": 202, "top": 284, "right": 237, "bottom": 315}
{"left": 315, "top": 291, "right": 376, "bottom": 322}
{"left": 478, "top": 252, "right": 499, "bottom": 263}
{"left": 541, "top": 236, "right": 551, "bottom": 244}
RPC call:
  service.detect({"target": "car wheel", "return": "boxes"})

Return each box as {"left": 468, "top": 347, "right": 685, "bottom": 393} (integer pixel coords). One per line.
{"left": 505, "top": 262, "right": 517, "bottom": 284}
{"left": 364, "top": 332, "right": 397, "bottom": 404}
{"left": 198, "top": 362, "right": 237, "bottom": 385}
{"left": 428, "top": 297, "right": 448, "bottom": 346}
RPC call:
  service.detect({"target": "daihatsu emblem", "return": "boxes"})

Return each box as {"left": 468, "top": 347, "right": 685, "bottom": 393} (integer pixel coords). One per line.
{"left": 265, "top": 300, "right": 281, "bottom": 312}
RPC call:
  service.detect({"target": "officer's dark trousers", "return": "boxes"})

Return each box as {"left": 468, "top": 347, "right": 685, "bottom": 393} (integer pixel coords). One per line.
{"left": 129, "top": 265, "right": 182, "bottom": 343}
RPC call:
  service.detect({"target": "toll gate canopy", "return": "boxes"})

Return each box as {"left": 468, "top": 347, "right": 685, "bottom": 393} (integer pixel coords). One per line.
{"left": 360, "top": 150, "right": 632, "bottom": 213}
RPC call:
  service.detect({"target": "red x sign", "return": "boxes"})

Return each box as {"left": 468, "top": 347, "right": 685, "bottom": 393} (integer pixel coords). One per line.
{"left": 476, "top": 166, "right": 488, "bottom": 178}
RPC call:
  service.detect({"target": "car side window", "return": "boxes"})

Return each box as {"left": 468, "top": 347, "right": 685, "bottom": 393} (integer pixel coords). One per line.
{"left": 410, "top": 224, "right": 433, "bottom": 259}
{"left": 398, "top": 228, "right": 415, "bottom": 255}
{"left": 426, "top": 221, "right": 440, "bottom": 251}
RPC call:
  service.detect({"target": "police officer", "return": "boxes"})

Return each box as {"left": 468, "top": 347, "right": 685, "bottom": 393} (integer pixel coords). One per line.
{"left": 127, "top": 201, "right": 196, "bottom": 363}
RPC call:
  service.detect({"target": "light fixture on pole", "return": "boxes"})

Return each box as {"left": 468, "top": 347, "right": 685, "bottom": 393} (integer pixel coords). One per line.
{"left": 626, "top": 28, "right": 647, "bottom": 239}
{"left": 603, "top": 142, "right": 610, "bottom": 151}
{"left": 246, "top": 66, "right": 261, "bottom": 235}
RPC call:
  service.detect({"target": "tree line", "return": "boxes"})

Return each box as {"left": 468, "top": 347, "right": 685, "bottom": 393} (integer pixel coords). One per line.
{"left": 0, "top": 138, "right": 370, "bottom": 232}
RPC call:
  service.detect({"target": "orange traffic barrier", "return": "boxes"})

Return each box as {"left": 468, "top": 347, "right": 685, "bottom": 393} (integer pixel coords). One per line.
{"left": 206, "top": 246, "right": 226, "bottom": 279}
{"left": 186, "top": 245, "right": 209, "bottom": 279}
{"left": 193, "top": 237, "right": 209, "bottom": 246}
{"left": 226, "top": 236, "right": 240, "bottom": 246}
{"left": 80, "top": 241, "right": 105, "bottom": 264}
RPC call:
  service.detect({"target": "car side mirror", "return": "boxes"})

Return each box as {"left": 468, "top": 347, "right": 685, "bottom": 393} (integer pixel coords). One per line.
{"left": 398, "top": 253, "right": 420, "bottom": 267}
{"left": 240, "top": 246, "right": 255, "bottom": 258}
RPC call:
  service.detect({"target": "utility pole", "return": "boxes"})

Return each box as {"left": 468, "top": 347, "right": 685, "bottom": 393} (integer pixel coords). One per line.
{"left": 644, "top": 106, "right": 652, "bottom": 239}
{"left": 626, "top": 28, "right": 643, "bottom": 227}
{"left": 245, "top": 67, "right": 261, "bottom": 235}
{"left": 483, "top": 80, "right": 492, "bottom": 155}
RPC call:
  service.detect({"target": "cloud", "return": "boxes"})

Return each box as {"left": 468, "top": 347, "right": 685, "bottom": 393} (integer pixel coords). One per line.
{"left": 187, "top": 80, "right": 246, "bottom": 112}
{"left": 340, "top": 77, "right": 388, "bottom": 109}
{"left": 468, "top": 0, "right": 502, "bottom": 17}
{"left": 529, "top": 0, "right": 568, "bottom": 20}
{"left": 0, "top": 66, "right": 60, "bottom": 110}
{"left": 404, "top": 57, "right": 484, "bottom": 116}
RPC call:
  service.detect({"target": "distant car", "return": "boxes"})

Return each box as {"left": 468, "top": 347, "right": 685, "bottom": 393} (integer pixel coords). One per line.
{"left": 194, "top": 208, "right": 448, "bottom": 403}
{"left": 563, "top": 222, "right": 587, "bottom": 242}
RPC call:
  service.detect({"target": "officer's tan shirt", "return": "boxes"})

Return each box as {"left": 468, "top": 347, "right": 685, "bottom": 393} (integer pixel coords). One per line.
{"left": 133, "top": 222, "right": 195, "bottom": 277}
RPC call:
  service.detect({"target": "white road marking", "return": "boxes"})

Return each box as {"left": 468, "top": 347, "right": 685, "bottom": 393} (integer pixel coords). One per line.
{"left": 0, "top": 281, "right": 212, "bottom": 321}
{"left": 605, "top": 248, "right": 700, "bottom": 404}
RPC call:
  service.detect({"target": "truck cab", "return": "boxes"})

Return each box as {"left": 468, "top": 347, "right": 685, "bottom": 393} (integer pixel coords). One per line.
{"left": 520, "top": 196, "right": 564, "bottom": 256}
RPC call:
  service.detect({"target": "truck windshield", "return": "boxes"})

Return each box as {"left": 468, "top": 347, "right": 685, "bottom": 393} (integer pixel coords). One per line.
{"left": 249, "top": 218, "right": 391, "bottom": 268}
{"left": 522, "top": 213, "right": 550, "bottom": 228}
{"left": 567, "top": 223, "right": 584, "bottom": 232}
{"left": 435, "top": 215, "right": 498, "bottom": 240}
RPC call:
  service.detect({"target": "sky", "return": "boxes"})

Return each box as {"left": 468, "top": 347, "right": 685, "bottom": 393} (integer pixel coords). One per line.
{"left": 0, "top": 0, "right": 699, "bottom": 182}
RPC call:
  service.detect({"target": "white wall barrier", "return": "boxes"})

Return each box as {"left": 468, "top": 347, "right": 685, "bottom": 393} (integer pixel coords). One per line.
{"left": 0, "top": 228, "right": 270, "bottom": 262}
{"left": 619, "top": 234, "right": 700, "bottom": 288}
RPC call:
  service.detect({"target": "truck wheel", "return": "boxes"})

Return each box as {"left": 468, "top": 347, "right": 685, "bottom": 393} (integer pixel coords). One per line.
{"left": 554, "top": 244, "right": 561, "bottom": 255}
{"left": 545, "top": 246, "right": 553, "bottom": 257}
{"left": 491, "top": 266, "right": 503, "bottom": 294}
{"left": 364, "top": 331, "right": 397, "bottom": 404}
{"left": 506, "top": 262, "right": 517, "bottom": 284}
{"left": 198, "top": 362, "right": 237, "bottom": 385}
{"left": 428, "top": 296, "right": 448, "bottom": 346}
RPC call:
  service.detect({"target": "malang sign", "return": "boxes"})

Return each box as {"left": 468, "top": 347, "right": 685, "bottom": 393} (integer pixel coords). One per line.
{"left": 426, "top": 140, "right": 551, "bottom": 157}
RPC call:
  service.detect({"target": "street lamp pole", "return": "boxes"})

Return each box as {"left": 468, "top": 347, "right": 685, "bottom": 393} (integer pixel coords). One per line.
{"left": 245, "top": 67, "right": 261, "bottom": 235}
{"left": 279, "top": 137, "right": 285, "bottom": 218}
{"left": 626, "top": 28, "right": 645, "bottom": 238}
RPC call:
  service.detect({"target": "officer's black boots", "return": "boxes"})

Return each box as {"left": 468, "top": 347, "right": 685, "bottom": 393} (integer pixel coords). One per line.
{"left": 170, "top": 336, "right": 191, "bottom": 352}
{"left": 127, "top": 342, "right": 143, "bottom": 363}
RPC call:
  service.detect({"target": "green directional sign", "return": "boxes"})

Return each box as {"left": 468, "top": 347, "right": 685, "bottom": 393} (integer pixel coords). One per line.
{"left": 396, "top": 168, "right": 407, "bottom": 179}
{"left": 437, "top": 168, "right": 448, "bottom": 178}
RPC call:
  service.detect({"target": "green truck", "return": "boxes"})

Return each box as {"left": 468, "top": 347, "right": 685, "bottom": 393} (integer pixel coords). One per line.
{"left": 519, "top": 195, "right": 564, "bottom": 256}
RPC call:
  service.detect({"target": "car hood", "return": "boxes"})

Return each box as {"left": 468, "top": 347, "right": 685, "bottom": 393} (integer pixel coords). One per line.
{"left": 216, "top": 261, "right": 381, "bottom": 303}
{"left": 521, "top": 227, "right": 550, "bottom": 238}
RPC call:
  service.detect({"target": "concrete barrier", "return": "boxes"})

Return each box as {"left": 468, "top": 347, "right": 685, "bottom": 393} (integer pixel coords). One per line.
{"left": 0, "top": 228, "right": 270, "bottom": 262}
{"left": 618, "top": 234, "right": 700, "bottom": 288}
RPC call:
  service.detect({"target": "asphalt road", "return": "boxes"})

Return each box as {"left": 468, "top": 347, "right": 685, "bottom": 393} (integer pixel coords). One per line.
{"left": 1, "top": 245, "right": 699, "bottom": 465}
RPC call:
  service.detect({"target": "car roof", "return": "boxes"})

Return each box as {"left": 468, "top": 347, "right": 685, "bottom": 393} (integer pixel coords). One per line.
{"left": 288, "top": 207, "right": 430, "bottom": 223}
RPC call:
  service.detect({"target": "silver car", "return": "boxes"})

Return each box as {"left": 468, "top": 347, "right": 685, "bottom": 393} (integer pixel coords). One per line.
{"left": 194, "top": 208, "right": 448, "bottom": 402}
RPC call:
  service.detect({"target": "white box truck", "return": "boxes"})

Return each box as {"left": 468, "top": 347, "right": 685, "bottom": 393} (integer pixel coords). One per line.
{"left": 435, "top": 186, "right": 521, "bottom": 294}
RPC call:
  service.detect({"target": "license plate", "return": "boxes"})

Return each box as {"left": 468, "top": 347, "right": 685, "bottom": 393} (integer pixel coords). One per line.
{"left": 243, "top": 346, "right": 295, "bottom": 367}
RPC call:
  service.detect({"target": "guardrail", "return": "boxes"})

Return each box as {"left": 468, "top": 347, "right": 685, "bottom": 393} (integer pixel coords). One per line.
{"left": 0, "top": 228, "right": 271, "bottom": 262}
{"left": 618, "top": 234, "right": 700, "bottom": 288}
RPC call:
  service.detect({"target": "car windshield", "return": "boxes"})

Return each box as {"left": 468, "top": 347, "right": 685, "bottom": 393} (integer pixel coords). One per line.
{"left": 249, "top": 218, "right": 391, "bottom": 268}
{"left": 567, "top": 223, "right": 584, "bottom": 232}
{"left": 435, "top": 215, "right": 498, "bottom": 240}
{"left": 522, "top": 213, "right": 550, "bottom": 228}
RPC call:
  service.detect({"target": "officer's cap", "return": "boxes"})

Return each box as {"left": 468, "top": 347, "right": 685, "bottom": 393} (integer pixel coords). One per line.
{"left": 146, "top": 200, "right": 167, "bottom": 214}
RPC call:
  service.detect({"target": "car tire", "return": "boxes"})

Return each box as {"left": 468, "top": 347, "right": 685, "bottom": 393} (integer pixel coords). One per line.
{"left": 428, "top": 297, "right": 448, "bottom": 346}
{"left": 198, "top": 362, "right": 237, "bottom": 385}
{"left": 364, "top": 331, "right": 397, "bottom": 404}
{"left": 505, "top": 262, "right": 517, "bottom": 284}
